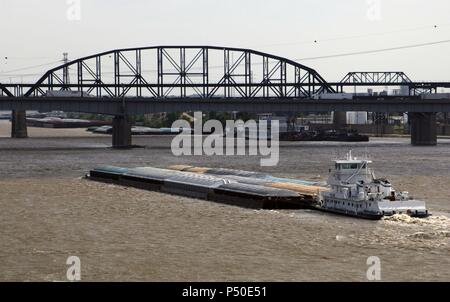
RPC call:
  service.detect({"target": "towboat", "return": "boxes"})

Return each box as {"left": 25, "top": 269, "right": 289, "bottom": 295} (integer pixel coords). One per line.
{"left": 316, "top": 151, "right": 430, "bottom": 219}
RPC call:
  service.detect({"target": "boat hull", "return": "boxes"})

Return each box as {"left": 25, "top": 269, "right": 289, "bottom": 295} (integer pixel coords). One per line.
{"left": 318, "top": 197, "right": 430, "bottom": 220}
{"left": 314, "top": 206, "right": 383, "bottom": 220}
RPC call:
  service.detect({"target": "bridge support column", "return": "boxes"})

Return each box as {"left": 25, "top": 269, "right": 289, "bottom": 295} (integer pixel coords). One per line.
{"left": 410, "top": 113, "right": 437, "bottom": 146}
{"left": 112, "top": 115, "right": 132, "bottom": 149}
{"left": 333, "top": 111, "right": 347, "bottom": 129}
{"left": 373, "top": 113, "right": 388, "bottom": 137}
{"left": 11, "top": 110, "right": 28, "bottom": 138}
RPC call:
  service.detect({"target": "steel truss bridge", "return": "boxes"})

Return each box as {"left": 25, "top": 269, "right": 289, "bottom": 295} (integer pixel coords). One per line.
{"left": 0, "top": 46, "right": 334, "bottom": 98}
{"left": 334, "top": 72, "right": 450, "bottom": 95}
{"left": 1, "top": 46, "right": 449, "bottom": 99}
{"left": 1, "top": 46, "right": 450, "bottom": 147}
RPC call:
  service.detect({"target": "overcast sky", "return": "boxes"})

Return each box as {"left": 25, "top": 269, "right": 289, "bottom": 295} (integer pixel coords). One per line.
{"left": 1, "top": 0, "right": 450, "bottom": 83}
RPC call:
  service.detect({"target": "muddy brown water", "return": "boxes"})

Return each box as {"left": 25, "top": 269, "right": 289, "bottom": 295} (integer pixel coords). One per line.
{"left": 0, "top": 122, "right": 449, "bottom": 281}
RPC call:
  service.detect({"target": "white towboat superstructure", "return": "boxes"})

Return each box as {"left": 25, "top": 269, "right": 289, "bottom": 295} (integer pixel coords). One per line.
{"left": 317, "top": 151, "right": 430, "bottom": 220}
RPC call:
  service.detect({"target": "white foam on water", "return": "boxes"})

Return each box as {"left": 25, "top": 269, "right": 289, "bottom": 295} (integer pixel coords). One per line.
{"left": 382, "top": 214, "right": 450, "bottom": 227}
{"left": 335, "top": 235, "right": 346, "bottom": 241}
{"left": 381, "top": 214, "right": 450, "bottom": 246}
{"left": 408, "top": 231, "right": 450, "bottom": 240}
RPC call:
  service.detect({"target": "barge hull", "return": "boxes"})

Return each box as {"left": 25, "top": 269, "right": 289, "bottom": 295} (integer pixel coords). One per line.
{"left": 87, "top": 167, "right": 315, "bottom": 210}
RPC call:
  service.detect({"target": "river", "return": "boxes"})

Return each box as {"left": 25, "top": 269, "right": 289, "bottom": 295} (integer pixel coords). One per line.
{"left": 0, "top": 121, "right": 449, "bottom": 281}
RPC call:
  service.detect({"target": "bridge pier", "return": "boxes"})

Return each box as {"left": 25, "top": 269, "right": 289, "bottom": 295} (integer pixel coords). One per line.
{"left": 333, "top": 111, "right": 347, "bottom": 129}
{"left": 373, "top": 113, "right": 388, "bottom": 137}
{"left": 11, "top": 110, "right": 28, "bottom": 138}
{"left": 112, "top": 115, "right": 132, "bottom": 149}
{"left": 409, "top": 113, "right": 437, "bottom": 146}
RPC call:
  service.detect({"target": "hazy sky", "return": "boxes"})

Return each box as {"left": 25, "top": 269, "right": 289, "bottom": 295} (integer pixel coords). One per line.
{"left": 1, "top": 0, "right": 450, "bottom": 82}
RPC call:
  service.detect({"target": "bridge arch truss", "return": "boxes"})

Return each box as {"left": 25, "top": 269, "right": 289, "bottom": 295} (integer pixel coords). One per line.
{"left": 23, "top": 46, "right": 334, "bottom": 99}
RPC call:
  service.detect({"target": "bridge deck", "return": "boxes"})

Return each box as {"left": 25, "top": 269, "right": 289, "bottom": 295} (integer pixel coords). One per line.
{"left": 1, "top": 96, "right": 450, "bottom": 115}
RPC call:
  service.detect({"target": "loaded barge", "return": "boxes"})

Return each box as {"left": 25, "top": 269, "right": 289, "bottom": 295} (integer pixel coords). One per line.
{"left": 86, "top": 152, "right": 430, "bottom": 219}
{"left": 87, "top": 166, "right": 326, "bottom": 209}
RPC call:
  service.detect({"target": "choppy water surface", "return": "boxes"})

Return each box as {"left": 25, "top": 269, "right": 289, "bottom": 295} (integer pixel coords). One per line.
{"left": 0, "top": 131, "right": 449, "bottom": 281}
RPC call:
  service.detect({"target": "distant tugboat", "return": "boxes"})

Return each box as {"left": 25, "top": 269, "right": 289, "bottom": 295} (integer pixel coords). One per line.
{"left": 317, "top": 151, "right": 430, "bottom": 219}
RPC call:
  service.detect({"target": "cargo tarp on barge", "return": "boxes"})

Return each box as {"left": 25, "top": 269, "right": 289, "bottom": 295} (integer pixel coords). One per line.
{"left": 87, "top": 166, "right": 328, "bottom": 209}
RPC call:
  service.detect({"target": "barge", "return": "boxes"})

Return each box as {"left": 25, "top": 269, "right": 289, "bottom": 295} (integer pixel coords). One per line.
{"left": 86, "top": 152, "right": 430, "bottom": 219}
{"left": 87, "top": 166, "right": 325, "bottom": 209}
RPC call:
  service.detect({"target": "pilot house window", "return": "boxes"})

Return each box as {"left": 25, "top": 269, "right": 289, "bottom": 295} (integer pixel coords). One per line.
{"left": 338, "top": 163, "right": 358, "bottom": 170}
